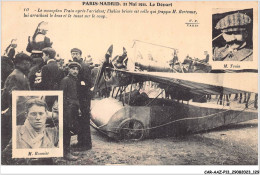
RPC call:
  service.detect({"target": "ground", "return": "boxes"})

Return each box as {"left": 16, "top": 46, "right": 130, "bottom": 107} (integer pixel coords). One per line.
{"left": 55, "top": 119, "right": 258, "bottom": 165}
{"left": 2, "top": 95, "right": 258, "bottom": 166}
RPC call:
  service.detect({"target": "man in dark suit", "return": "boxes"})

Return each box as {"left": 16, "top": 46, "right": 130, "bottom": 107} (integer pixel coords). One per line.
{"left": 71, "top": 48, "right": 92, "bottom": 150}
{"left": 41, "top": 47, "right": 64, "bottom": 109}
{"left": 1, "top": 53, "right": 32, "bottom": 151}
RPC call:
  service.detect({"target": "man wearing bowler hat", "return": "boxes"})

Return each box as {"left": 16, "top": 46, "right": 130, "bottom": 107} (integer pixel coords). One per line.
{"left": 70, "top": 48, "right": 92, "bottom": 150}
{"left": 213, "top": 12, "right": 253, "bottom": 61}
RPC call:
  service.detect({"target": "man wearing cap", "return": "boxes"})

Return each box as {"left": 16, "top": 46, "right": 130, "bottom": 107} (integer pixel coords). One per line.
{"left": 60, "top": 62, "right": 82, "bottom": 160}
{"left": 70, "top": 48, "right": 92, "bottom": 150}
{"left": 213, "top": 12, "right": 253, "bottom": 61}
{"left": 1, "top": 53, "right": 32, "bottom": 150}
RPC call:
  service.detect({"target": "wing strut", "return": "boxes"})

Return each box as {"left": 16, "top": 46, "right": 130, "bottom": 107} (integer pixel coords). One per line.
{"left": 128, "top": 76, "right": 134, "bottom": 105}
{"left": 145, "top": 84, "right": 170, "bottom": 106}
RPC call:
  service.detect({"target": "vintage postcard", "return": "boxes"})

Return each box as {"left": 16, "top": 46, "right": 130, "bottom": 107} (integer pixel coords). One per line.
{"left": 1, "top": 0, "right": 259, "bottom": 174}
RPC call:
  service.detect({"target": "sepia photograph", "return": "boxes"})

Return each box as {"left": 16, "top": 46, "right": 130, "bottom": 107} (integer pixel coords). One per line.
{"left": 212, "top": 8, "right": 253, "bottom": 62}
{"left": 1, "top": 91, "right": 63, "bottom": 162}
{"left": 0, "top": 1, "right": 259, "bottom": 174}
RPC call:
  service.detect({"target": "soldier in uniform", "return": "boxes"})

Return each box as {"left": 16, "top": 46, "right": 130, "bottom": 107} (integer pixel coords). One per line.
{"left": 70, "top": 48, "right": 92, "bottom": 150}
{"left": 213, "top": 12, "right": 252, "bottom": 61}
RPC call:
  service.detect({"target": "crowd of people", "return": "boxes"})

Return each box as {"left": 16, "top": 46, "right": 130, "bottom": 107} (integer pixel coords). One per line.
{"left": 1, "top": 22, "right": 93, "bottom": 162}
{"left": 1, "top": 13, "right": 257, "bottom": 164}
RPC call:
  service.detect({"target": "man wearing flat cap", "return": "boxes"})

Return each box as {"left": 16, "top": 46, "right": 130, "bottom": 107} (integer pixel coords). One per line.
{"left": 2, "top": 53, "right": 32, "bottom": 151}
{"left": 60, "top": 61, "right": 81, "bottom": 160}
{"left": 213, "top": 12, "right": 253, "bottom": 61}
{"left": 70, "top": 48, "right": 92, "bottom": 151}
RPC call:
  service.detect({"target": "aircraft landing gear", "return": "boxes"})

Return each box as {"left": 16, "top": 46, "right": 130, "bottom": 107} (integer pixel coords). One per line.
{"left": 119, "top": 119, "right": 145, "bottom": 141}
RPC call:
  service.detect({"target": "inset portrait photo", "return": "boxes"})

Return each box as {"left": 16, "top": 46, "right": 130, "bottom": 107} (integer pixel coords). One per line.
{"left": 12, "top": 91, "right": 63, "bottom": 158}
{"left": 212, "top": 8, "right": 253, "bottom": 62}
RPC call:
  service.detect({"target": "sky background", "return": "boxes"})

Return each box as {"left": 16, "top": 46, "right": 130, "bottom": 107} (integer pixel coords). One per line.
{"left": 2, "top": 1, "right": 257, "bottom": 70}
{"left": 2, "top": 1, "right": 212, "bottom": 65}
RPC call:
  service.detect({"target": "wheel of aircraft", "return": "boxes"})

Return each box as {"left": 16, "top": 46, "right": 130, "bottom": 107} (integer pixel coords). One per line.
{"left": 119, "top": 119, "right": 145, "bottom": 141}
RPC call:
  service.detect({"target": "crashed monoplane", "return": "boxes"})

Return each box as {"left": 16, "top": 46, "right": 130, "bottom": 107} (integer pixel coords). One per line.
{"left": 90, "top": 44, "right": 258, "bottom": 141}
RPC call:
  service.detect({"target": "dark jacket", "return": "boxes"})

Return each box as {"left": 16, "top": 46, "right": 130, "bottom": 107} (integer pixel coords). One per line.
{"left": 60, "top": 74, "right": 79, "bottom": 105}
{"left": 1, "top": 69, "right": 31, "bottom": 151}
{"left": 7, "top": 48, "right": 15, "bottom": 60}
{"left": 2, "top": 69, "right": 30, "bottom": 111}
{"left": 1, "top": 56, "right": 14, "bottom": 88}
{"left": 60, "top": 74, "right": 80, "bottom": 129}
{"left": 76, "top": 59, "right": 92, "bottom": 100}
{"left": 213, "top": 44, "right": 253, "bottom": 61}
{"left": 28, "top": 60, "right": 45, "bottom": 90}
{"left": 41, "top": 59, "right": 64, "bottom": 90}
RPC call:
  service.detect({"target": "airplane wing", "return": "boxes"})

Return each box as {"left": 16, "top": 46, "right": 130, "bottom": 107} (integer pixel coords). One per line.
{"left": 108, "top": 69, "right": 258, "bottom": 96}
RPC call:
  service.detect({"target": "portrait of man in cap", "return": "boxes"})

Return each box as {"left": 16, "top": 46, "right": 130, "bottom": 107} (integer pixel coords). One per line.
{"left": 212, "top": 9, "right": 253, "bottom": 61}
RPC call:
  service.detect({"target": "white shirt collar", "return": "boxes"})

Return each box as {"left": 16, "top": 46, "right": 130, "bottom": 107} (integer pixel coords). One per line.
{"left": 47, "top": 59, "right": 55, "bottom": 64}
